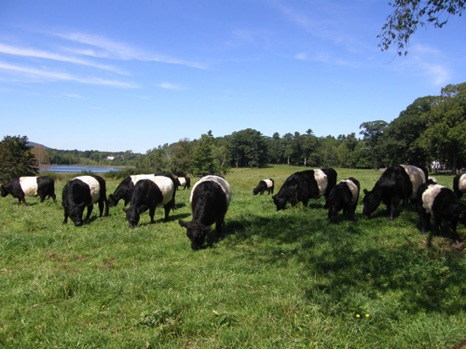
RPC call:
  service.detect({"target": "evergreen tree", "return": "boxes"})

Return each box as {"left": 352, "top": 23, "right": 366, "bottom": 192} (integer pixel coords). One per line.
{"left": 0, "top": 135, "right": 38, "bottom": 182}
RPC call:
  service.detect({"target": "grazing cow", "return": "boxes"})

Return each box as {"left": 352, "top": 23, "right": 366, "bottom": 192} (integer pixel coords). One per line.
{"left": 272, "top": 168, "right": 337, "bottom": 211}
{"left": 326, "top": 177, "right": 360, "bottom": 221}
{"left": 124, "top": 179, "right": 172, "bottom": 227}
{"left": 417, "top": 181, "right": 466, "bottom": 247}
{"left": 453, "top": 173, "right": 466, "bottom": 199}
{"left": 362, "top": 164, "right": 427, "bottom": 220}
{"left": 253, "top": 178, "right": 274, "bottom": 195}
{"left": 108, "top": 174, "right": 176, "bottom": 208}
{"left": 62, "top": 175, "right": 108, "bottom": 226}
{"left": 179, "top": 175, "right": 231, "bottom": 250}
{"left": 1, "top": 176, "right": 56, "bottom": 205}
{"left": 176, "top": 176, "right": 191, "bottom": 190}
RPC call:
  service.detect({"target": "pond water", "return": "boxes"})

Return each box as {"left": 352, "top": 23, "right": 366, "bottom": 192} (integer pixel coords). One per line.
{"left": 41, "top": 165, "right": 123, "bottom": 173}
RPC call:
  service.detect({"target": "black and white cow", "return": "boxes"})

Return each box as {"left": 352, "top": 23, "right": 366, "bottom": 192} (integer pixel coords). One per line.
{"left": 253, "top": 178, "right": 274, "bottom": 195}
{"left": 453, "top": 173, "right": 466, "bottom": 199}
{"left": 108, "top": 174, "right": 176, "bottom": 208}
{"left": 179, "top": 175, "right": 231, "bottom": 250}
{"left": 417, "top": 181, "right": 466, "bottom": 247}
{"left": 176, "top": 176, "right": 191, "bottom": 190}
{"left": 62, "top": 175, "right": 109, "bottom": 226}
{"left": 272, "top": 168, "right": 337, "bottom": 211}
{"left": 123, "top": 178, "right": 173, "bottom": 227}
{"left": 1, "top": 176, "right": 56, "bottom": 205}
{"left": 326, "top": 177, "right": 360, "bottom": 221}
{"left": 363, "top": 164, "right": 427, "bottom": 220}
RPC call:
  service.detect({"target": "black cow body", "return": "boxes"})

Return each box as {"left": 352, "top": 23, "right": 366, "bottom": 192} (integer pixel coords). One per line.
{"left": 417, "top": 181, "right": 466, "bottom": 247}
{"left": 453, "top": 173, "right": 466, "bottom": 199}
{"left": 272, "top": 168, "right": 337, "bottom": 211}
{"left": 1, "top": 176, "right": 56, "bottom": 205}
{"left": 62, "top": 175, "right": 108, "bottom": 226}
{"left": 253, "top": 178, "right": 274, "bottom": 195}
{"left": 108, "top": 174, "right": 176, "bottom": 208}
{"left": 363, "top": 164, "right": 427, "bottom": 220}
{"left": 179, "top": 175, "right": 231, "bottom": 250}
{"left": 124, "top": 179, "right": 165, "bottom": 227}
{"left": 326, "top": 177, "right": 360, "bottom": 221}
{"left": 176, "top": 176, "right": 191, "bottom": 190}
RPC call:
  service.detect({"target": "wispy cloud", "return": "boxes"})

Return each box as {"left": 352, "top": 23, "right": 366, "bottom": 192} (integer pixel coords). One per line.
{"left": 0, "top": 61, "right": 137, "bottom": 88}
{"left": 55, "top": 32, "right": 208, "bottom": 70}
{"left": 156, "top": 82, "right": 185, "bottom": 91}
{"left": 0, "top": 43, "right": 126, "bottom": 74}
{"left": 410, "top": 44, "right": 451, "bottom": 86}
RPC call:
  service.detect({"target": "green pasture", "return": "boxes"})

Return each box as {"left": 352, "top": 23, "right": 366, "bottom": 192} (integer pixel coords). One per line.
{"left": 1, "top": 166, "right": 465, "bottom": 348}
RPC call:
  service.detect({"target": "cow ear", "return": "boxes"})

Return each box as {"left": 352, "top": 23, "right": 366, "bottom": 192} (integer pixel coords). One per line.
{"left": 363, "top": 189, "right": 368, "bottom": 194}
{"left": 179, "top": 219, "right": 187, "bottom": 227}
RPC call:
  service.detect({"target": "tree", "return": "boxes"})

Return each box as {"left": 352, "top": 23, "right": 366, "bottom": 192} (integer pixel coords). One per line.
{"left": 359, "top": 120, "right": 388, "bottom": 168}
{"left": 381, "top": 96, "right": 435, "bottom": 166}
{"left": 31, "top": 144, "right": 50, "bottom": 168}
{"left": 379, "top": 0, "right": 465, "bottom": 55}
{"left": 0, "top": 135, "right": 38, "bottom": 182}
{"left": 228, "top": 129, "right": 267, "bottom": 168}
{"left": 192, "top": 132, "right": 217, "bottom": 176}
{"left": 419, "top": 83, "right": 466, "bottom": 170}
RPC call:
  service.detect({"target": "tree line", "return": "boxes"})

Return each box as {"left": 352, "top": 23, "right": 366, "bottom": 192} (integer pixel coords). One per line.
{"left": 1, "top": 82, "right": 465, "bottom": 182}
{"left": 136, "top": 82, "right": 466, "bottom": 175}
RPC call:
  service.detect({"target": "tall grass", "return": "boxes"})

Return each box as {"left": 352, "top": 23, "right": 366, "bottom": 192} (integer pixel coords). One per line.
{"left": 0, "top": 166, "right": 465, "bottom": 348}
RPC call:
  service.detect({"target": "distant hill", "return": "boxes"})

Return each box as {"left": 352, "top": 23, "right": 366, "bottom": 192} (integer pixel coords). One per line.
{"left": 27, "top": 142, "right": 52, "bottom": 150}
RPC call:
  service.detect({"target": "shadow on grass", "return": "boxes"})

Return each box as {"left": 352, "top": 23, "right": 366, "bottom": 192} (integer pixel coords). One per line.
{"left": 220, "top": 206, "right": 466, "bottom": 316}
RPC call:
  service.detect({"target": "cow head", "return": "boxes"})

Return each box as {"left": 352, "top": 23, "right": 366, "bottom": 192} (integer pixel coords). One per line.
{"left": 272, "top": 195, "right": 287, "bottom": 211}
{"left": 327, "top": 199, "right": 341, "bottom": 219}
{"left": 107, "top": 194, "right": 118, "bottom": 207}
{"left": 362, "top": 189, "right": 381, "bottom": 216}
{"left": 179, "top": 219, "right": 211, "bottom": 250}
{"left": 124, "top": 207, "right": 140, "bottom": 228}
{"left": 69, "top": 202, "right": 87, "bottom": 226}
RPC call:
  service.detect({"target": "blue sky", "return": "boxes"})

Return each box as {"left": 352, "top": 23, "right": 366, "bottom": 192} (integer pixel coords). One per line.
{"left": 1, "top": 1, "right": 465, "bottom": 154}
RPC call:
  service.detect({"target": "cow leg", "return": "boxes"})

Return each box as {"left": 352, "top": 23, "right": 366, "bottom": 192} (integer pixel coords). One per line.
{"left": 85, "top": 205, "right": 94, "bottom": 222}
{"left": 18, "top": 195, "right": 28, "bottom": 205}
{"left": 215, "top": 218, "right": 225, "bottom": 240}
{"left": 163, "top": 204, "right": 171, "bottom": 221}
{"left": 63, "top": 209, "right": 69, "bottom": 224}
{"left": 149, "top": 206, "right": 156, "bottom": 224}
{"left": 420, "top": 212, "right": 431, "bottom": 234}
{"left": 449, "top": 218, "right": 461, "bottom": 243}
{"left": 348, "top": 205, "right": 357, "bottom": 221}
{"left": 388, "top": 197, "right": 401, "bottom": 220}
{"left": 97, "top": 199, "right": 104, "bottom": 217}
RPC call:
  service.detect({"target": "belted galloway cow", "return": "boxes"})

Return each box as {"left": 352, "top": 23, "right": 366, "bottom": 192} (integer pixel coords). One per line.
{"left": 363, "top": 164, "right": 427, "bottom": 219}
{"left": 417, "top": 180, "right": 466, "bottom": 247}
{"left": 179, "top": 175, "right": 231, "bottom": 250}
{"left": 124, "top": 176, "right": 176, "bottom": 227}
{"left": 272, "top": 168, "right": 337, "bottom": 211}
{"left": 1, "top": 176, "right": 56, "bottom": 205}
{"left": 326, "top": 177, "right": 360, "bottom": 221}
{"left": 62, "top": 175, "right": 108, "bottom": 226}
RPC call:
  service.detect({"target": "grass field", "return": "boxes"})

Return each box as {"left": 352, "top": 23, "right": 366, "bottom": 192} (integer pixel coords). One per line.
{"left": 1, "top": 166, "right": 465, "bottom": 348}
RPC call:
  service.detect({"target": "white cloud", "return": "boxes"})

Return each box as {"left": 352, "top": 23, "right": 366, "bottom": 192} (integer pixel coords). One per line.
{"left": 0, "top": 61, "right": 137, "bottom": 88}
{"left": 0, "top": 43, "right": 125, "bottom": 74}
{"left": 156, "top": 82, "right": 185, "bottom": 91}
{"left": 295, "top": 52, "right": 308, "bottom": 60}
{"left": 410, "top": 44, "right": 451, "bottom": 86}
{"left": 55, "top": 31, "right": 208, "bottom": 70}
